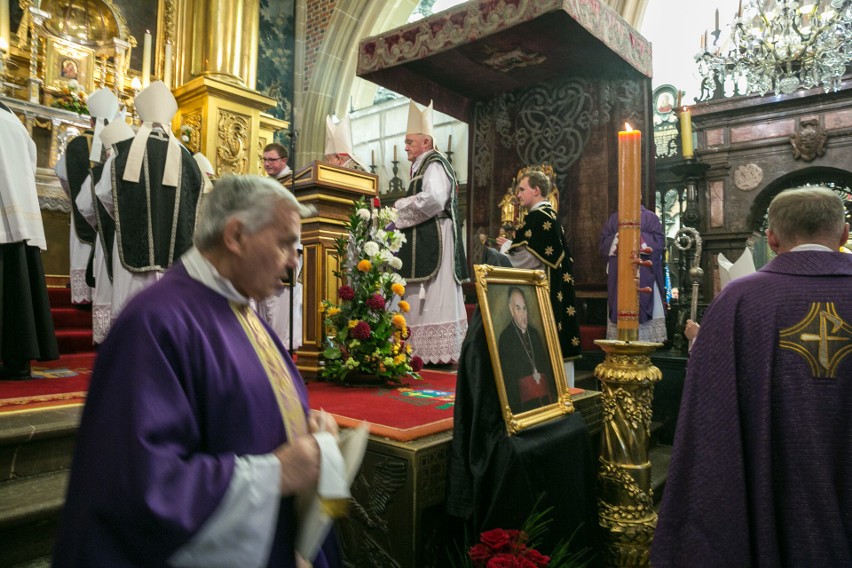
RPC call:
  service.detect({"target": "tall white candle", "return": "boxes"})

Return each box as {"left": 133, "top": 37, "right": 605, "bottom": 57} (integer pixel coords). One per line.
{"left": 0, "top": 0, "right": 9, "bottom": 56}
{"left": 142, "top": 31, "right": 152, "bottom": 88}
{"left": 163, "top": 42, "right": 173, "bottom": 88}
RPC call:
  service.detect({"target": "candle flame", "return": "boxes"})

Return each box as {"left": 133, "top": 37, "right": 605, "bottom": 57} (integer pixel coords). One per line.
{"left": 624, "top": 123, "right": 633, "bottom": 132}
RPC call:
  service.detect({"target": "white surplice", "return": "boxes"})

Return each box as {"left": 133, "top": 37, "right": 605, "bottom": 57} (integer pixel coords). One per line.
{"left": 394, "top": 150, "right": 467, "bottom": 364}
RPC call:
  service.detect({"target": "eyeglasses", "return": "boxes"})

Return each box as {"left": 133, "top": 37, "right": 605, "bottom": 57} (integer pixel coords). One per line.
{"left": 262, "top": 157, "right": 284, "bottom": 163}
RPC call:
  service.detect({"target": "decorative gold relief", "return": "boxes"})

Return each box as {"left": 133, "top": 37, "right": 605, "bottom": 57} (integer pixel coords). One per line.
{"left": 216, "top": 109, "right": 249, "bottom": 175}
{"left": 182, "top": 110, "right": 202, "bottom": 155}
{"left": 779, "top": 302, "right": 852, "bottom": 378}
{"left": 595, "top": 339, "right": 661, "bottom": 567}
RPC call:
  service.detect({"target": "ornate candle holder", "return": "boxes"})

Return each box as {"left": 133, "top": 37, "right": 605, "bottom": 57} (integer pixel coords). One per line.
{"left": 388, "top": 158, "right": 403, "bottom": 194}
{"left": 595, "top": 339, "right": 662, "bottom": 567}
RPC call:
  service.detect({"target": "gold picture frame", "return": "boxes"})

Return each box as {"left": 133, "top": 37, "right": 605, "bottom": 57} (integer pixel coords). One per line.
{"left": 473, "top": 264, "right": 574, "bottom": 435}
{"left": 44, "top": 37, "right": 95, "bottom": 94}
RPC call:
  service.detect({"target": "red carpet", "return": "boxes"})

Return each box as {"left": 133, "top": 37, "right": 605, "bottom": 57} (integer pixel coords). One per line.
{"left": 0, "top": 353, "right": 95, "bottom": 413}
{"left": 307, "top": 370, "right": 457, "bottom": 441}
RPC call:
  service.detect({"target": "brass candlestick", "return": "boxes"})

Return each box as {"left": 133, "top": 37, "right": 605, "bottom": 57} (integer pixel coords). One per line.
{"left": 595, "top": 339, "right": 662, "bottom": 567}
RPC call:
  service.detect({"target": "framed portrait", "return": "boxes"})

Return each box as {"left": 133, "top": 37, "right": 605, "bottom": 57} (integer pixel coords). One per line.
{"left": 473, "top": 264, "right": 574, "bottom": 435}
{"left": 44, "top": 37, "right": 95, "bottom": 93}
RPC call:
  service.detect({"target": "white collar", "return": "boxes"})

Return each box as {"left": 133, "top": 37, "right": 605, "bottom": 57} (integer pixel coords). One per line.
{"left": 274, "top": 165, "right": 292, "bottom": 181}
{"left": 181, "top": 247, "right": 250, "bottom": 305}
{"left": 790, "top": 243, "right": 836, "bottom": 252}
{"left": 410, "top": 149, "right": 435, "bottom": 173}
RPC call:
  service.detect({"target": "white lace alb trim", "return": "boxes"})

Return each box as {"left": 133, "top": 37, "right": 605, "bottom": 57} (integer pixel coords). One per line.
{"left": 606, "top": 317, "right": 667, "bottom": 343}
{"left": 70, "top": 269, "right": 92, "bottom": 304}
{"left": 409, "top": 317, "right": 468, "bottom": 364}
{"left": 92, "top": 304, "right": 112, "bottom": 344}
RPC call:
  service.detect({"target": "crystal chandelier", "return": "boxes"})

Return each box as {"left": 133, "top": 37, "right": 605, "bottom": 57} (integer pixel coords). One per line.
{"left": 695, "top": 0, "right": 852, "bottom": 101}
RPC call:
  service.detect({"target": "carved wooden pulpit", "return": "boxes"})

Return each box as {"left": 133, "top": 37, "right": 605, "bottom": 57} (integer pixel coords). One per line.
{"left": 286, "top": 161, "right": 378, "bottom": 379}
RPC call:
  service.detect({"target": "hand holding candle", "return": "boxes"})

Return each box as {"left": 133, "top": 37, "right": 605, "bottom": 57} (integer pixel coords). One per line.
{"left": 617, "top": 124, "right": 641, "bottom": 342}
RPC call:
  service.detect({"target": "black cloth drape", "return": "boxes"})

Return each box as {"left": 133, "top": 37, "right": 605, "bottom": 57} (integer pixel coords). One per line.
{"left": 446, "top": 309, "right": 600, "bottom": 561}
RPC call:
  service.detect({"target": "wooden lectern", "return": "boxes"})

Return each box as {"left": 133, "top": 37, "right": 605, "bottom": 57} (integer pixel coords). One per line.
{"left": 285, "top": 161, "right": 379, "bottom": 379}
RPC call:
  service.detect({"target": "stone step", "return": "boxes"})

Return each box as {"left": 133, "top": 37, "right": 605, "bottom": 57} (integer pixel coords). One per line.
{"left": 0, "top": 407, "right": 81, "bottom": 480}
{"left": 0, "top": 408, "right": 81, "bottom": 567}
{"left": 0, "top": 470, "right": 68, "bottom": 566}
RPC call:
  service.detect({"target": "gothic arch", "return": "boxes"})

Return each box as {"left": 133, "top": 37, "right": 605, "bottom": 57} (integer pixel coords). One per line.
{"left": 746, "top": 166, "right": 852, "bottom": 232}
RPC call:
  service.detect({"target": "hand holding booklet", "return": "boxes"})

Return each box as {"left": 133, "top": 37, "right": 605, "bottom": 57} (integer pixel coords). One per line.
{"left": 296, "top": 417, "right": 370, "bottom": 562}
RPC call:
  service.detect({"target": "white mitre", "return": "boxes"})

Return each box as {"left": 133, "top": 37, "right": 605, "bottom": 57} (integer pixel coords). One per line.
{"left": 325, "top": 114, "right": 354, "bottom": 156}
{"left": 193, "top": 152, "right": 215, "bottom": 193}
{"left": 98, "top": 118, "right": 135, "bottom": 150}
{"left": 86, "top": 88, "right": 119, "bottom": 161}
{"left": 123, "top": 81, "right": 182, "bottom": 187}
{"left": 406, "top": 99, "right": 434, "bottom": 138}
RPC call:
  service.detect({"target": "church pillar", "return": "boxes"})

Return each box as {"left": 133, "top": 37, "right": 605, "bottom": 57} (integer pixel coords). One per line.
{"left": 174, "top": 0, "right": 259, "bottom": 89}
{"left": 170, "top": 0, "right": 286, "bottom": 173}
{"left": 173, "top": 76, "right": 286, "bottom": 175}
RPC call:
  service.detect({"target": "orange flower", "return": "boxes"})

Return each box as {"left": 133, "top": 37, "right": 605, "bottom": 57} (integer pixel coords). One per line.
{"left": 391, "top": 283, "right": 406, "bottom": 296}
{"left": 398, "top": 300, "right": 410, "bottom": 313}
{"left": 392, "top": 314, "right": 406, "bottom": 329}
{"left": 357, "top": 259, "right": 372, "bottom": 272}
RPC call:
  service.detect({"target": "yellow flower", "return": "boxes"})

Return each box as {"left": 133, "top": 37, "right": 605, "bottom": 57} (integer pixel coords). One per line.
{"left": 319, "top": 304, "right": 326, "bottom": 313}
{"left": 392, "top": 314, "right": 407, "bottom": 329}
{"left": 357, "top": 259, "right": 372, "bottom": 272}
{"left": 398, "top": 300, "right": 410, "bottom": 313}
{"left": 394, "top": 354, "right": 406, "bottom": 365}
{"left": 391, "top": 283, "right": 406, "bottom": 296}
{"left": 327, "top": 307, "right": 341, "bottom": 317}
{"left": 406, "top": 344, "right": 412, "bottom": 354}
{"left": 348, "top": 319, "right": 359, "bottom": 328}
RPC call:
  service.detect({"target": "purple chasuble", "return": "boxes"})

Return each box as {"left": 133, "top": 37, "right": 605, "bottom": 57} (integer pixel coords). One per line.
{"left": 599, "top": 206, "right": 666, "bottom": 324}
{"left": 652, "top": 251, "right": 852, "bottom": 567}
{"left": 53, "top": 263, "right": 315, "bottom": 567}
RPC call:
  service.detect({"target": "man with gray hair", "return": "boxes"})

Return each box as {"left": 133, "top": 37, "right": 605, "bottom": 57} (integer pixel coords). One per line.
{"left": 653, "top": 186, "right": 852, "bottom": 567}
{"left": 55, "top": 175, "right": 341, "bottom": 568}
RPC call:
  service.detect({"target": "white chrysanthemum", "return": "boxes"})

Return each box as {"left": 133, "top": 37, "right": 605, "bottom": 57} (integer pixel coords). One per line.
{"left": 391, "top": 273, "right": 406, "bottom": 285}
{"left": 356, "top": 208, "right": 371, "bottom": 221}
{"left": 363, "top": 241, "right": 380, "bottom": 257}
{"left": 379, "top": 249, "right": 394, "bottom": 263}
{"left": 389, "top": 256, "right": 403, "bottom": 270}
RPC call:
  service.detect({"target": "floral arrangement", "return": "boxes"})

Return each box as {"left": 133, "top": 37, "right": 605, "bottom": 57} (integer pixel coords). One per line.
{"left": 456, "top": 506, "right": 593, "bottom": 568}
{"left": 320, "top": 197, "right": 423, "bottom": 383}
{"left": 468, "top": 528, "right": 550, "bottom": 567}
{"left": 51, "top": 80, "right": 88, "bottom": 115}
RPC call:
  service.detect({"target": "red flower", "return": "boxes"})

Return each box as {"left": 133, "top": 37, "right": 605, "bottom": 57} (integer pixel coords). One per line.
{"left": 523, "top": 548, "right": 550, "bottom": 567}
{"left": 350, "top": 321, "right": 371, "bottom": 340}
{"left": 410, "top": 355, "right": 423, "bottom": 372}
{"left": 468, "top": 543, "right": 492, "bottom": 565}
{"left": 480, "top": 528, "right": 512, "bottom": 552}
{"left": 338, "top": 285, "right": 355, "bottom": 301}
{"left": 366, "top": 293, "right": 386, "bottom": 311}
{"left": 514, "top": 558, "right": 538, "bottom": 568}
{"left": 485, "top": 553, "right": 517, "bottom": 568}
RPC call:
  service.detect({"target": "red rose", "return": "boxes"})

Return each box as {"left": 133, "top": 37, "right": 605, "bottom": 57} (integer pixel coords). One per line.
{"left": 350, "top": 321, "right": 371, "bottom": 340}
{"left": 468, "top": 543, "right": 492, "bottom": 565}
{"left": 523, "top": 548, "right": 550, "bottom": 567}
{"left": 338, "top": 285, "right": 355, "bottom": 301}
{"left": 485, "top": 553, "right": 516, "bottom": 568}
{"left": 480, "top": 528, "right": 511, "bottom": 551}
{"left": 410, "top": 355, "right": 424, "bottom": 372}
{"left": 514, "top": 558, "right": 538, "bottom": 568}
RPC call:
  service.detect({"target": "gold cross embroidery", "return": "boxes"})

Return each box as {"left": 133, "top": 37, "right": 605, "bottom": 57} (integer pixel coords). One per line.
{"left": 779, "top": 302, "right": 852, "bottom": 379}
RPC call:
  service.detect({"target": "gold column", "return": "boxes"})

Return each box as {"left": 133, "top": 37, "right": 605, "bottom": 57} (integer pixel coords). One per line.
{"left": 595, "top": 340, "right": 662, "bottom": 567}
{"left": 179, "top": 0, "right": 259, "bottom": 89}
{"left": 172, "top": 76, "right": 285, "bottom": 175}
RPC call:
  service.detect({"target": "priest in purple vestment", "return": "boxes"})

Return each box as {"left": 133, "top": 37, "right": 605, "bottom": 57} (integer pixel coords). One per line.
{"left": 652, "top": 186, "right": 852, "bottom": 567}
{"left": 600, "top": 205, "right": 667, "bottom": 343}
{"left": 54, "top": 175, "right": 341, "bottom": 568}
